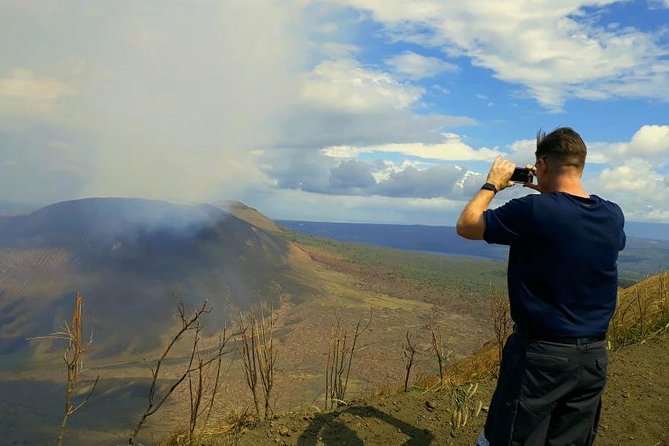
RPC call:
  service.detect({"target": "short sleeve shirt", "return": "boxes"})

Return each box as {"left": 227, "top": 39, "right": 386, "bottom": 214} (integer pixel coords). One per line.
{"left": 483, "top": 192, "right": 625, "bottom": 338}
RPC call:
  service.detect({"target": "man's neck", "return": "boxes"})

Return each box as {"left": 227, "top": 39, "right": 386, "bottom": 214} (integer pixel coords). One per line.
{"left": 542, "top": 177, "right": 589, "bottom": 198}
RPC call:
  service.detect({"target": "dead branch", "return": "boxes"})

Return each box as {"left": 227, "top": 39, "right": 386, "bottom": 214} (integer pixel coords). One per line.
{"left": 430, "top": 329, "right": 452, "bottom": 387}
{"left": 52, "top": 292, "right": 98, "bottom": 446}
{"left": 238, "top": 311, "right": 261, "bottom": 418}
{"left": 129, "top": 300, "right": 212, "bottom": 445}
{"left": 402, "top": 331, "right": 418, "bottom": 392}
{"left": 256, "top": 305, "right": 277, "bottom": 419}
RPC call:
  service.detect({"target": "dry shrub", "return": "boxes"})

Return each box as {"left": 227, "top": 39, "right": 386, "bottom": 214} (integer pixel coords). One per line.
{"left": 324, "top": 310, "right": 372, "bottom": 410}
{"left": 490, "top": 286, "right": 512, "bottom": 365}
{"left": 237, "top": 305, "right": 277, "bottom": 420}
{"left": 608, "top": 270, "right": 669, "bottom": 348}
{"left": 446, "top": 343, "right": 499, "bottom": 385}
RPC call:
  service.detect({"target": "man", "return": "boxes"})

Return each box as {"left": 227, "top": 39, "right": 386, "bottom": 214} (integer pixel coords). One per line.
{"left": 456, "top": 127, "right": 625, "bottom": 445}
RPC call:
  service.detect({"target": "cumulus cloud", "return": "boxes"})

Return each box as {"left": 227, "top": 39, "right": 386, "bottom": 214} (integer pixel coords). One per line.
{"left": 322, "top": 133, "right": 500, "bottom": 161}
{"left": 587, "top": 125, "right": 669, "bottom": 164}
{"left": 300, "top": 58, "right": 424, "bottom": 112}
{"left": 373, "top": 164, "right": 466, "bottom": 198}
{"left": 329, "top": 159, "right": 376, "bottom": 191}
{"left": 384, "top": 51, "right": 458, "bottom": 80}
{"left": 263, "top": 148, "right": 487, "bottom": 200}
{"left": 335, "top": 0, "right": 669, "bottom": 110}
{"left": 261, "top": 121, "right": 669, "bottom": 222}
{"left": 609, "top": 125, "right": 669, "bottom": 160}
{"left": 242, "top": 186, "right": 467, "bottom": 225}
{"left": 588, "top": 158, "right": 669, "bottom": 221}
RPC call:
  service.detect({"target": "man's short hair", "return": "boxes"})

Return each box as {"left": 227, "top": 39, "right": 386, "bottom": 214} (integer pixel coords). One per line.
{"left": 536, "top": 127, "right": 587, "bottom": 169}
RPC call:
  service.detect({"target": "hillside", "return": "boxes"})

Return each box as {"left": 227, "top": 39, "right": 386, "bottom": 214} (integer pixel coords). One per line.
{"left": 202, "top": 332, "right": 669, "bottom": 446}
{"left": 192, "top": 271, "right": 669, "bottom": 446}
{"left": 0, "top": 200, "right": 507, "bottom": 445}
{"left": 2, "top": 201, "right": 665, "bottom": 445}
{"left": 0, "top": 198, "right": 309, "bottom": 361}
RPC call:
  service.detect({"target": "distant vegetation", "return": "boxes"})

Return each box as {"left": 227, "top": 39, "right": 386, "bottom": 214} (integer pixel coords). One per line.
{"left": 279, "top": 220, "right": 669, "bottom": 287}
{"left": 284, "top": 231, "right": 508, "bottom": 301}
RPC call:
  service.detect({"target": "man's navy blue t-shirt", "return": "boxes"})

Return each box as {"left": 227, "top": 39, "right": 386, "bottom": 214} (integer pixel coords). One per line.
{"left": 483, "top": 192, "right": 625, "bottom": 338}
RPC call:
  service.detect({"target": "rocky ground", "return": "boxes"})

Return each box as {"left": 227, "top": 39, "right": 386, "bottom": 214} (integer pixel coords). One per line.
{"left": 207, "top": 332, "right": 668, "bottom": 446}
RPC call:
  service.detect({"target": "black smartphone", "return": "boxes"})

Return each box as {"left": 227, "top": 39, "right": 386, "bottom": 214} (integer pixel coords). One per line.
{"left": 510, "top": 167, "right": 533, "bottom": 183}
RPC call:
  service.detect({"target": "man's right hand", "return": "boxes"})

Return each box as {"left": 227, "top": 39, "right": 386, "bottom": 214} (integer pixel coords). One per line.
{"left": 486, "top": 156, "right": 515, "bottom": 191}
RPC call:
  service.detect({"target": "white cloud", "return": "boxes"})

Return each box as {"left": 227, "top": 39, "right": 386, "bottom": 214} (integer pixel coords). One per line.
{"left": 613, "top": 125, "right": 669, "bottom": 159}
{"left": 335, "top": 0, "right": 669, "bottom": 110}
{"left": 384, "top": 51, "right": 458, "bottom": 80}
{"left": 243, "top": 186, "right": 466, "bottom": 225}
{"left": 323, "top": 133, "right": 500, "bottom": 161}
{"left": 588, "top": 158, "right": 669, "bottom": 221}
{"left": 588, "top": 125, "right": 669, "bottom": 163}
{"left": 300, "top": 58, "right": 424, "bottom": 112}
{"left": 0, "top": 68, "right": 72, "bottom": 112}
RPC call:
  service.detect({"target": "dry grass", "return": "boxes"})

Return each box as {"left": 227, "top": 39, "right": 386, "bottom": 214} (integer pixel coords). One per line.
{"left": 609, "top": 270, "right": 669, "bottom": 348}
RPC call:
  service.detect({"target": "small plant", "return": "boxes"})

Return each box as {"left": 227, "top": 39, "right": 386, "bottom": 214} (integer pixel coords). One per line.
{"left": 451, "top": 382, "right": 482, "bottom": 430}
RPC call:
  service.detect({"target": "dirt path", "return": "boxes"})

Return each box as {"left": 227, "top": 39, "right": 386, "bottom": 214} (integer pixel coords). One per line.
{"left": 226, "top": 333, "right": 668, "bottom": 446}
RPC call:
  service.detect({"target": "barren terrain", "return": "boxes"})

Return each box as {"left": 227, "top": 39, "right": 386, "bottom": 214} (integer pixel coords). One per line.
{"left": 200, "top": 332, "right": 669, "bottom": 446}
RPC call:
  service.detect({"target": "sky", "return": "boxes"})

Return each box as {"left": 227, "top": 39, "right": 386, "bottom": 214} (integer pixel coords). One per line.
{"left": 1, "top": 0, "right": 668, "bottom": 225}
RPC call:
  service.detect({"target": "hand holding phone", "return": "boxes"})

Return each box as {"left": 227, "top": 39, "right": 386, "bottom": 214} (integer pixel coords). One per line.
{"left": 510, "top": 167, "right": 533, "bottom": 184}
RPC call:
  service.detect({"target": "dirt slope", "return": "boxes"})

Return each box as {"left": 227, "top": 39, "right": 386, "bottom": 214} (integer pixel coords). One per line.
{"left": 220, "top": 333, "right": 669, "bottom": 446}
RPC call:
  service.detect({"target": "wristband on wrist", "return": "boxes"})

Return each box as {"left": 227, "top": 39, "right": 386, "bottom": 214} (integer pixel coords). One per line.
{"left": 481, "top": 182, "right": 498, "bottom": 194}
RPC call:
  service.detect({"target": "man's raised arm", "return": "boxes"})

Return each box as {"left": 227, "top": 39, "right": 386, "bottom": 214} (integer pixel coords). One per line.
{"left": 456, "top": 156, "right": 516, "bottom": 240}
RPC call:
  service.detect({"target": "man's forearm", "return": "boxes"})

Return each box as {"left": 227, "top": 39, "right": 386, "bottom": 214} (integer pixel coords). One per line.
{"left": 456, "top": 188, "right": 496, "bottom": 240}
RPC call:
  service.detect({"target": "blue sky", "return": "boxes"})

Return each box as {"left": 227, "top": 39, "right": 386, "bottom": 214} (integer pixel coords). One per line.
{"left": 1, "top": 0, "right": 668, "bottom": 224}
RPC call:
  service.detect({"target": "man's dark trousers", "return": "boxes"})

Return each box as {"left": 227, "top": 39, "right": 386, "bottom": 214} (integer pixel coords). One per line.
{"left": 484, "top": 330, "right": 608, "bottom": 445}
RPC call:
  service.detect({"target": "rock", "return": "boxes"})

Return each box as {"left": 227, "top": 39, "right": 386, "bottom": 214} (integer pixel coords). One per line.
{"left": 425, "top": 400, "right": 437, "bottom": 411}
{"left": 279, "top": 426, "right": 291, "bottom": 437}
